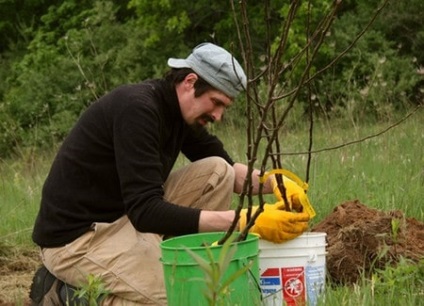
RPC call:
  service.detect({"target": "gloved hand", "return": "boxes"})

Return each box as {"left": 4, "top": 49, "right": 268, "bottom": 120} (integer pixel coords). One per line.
{"left": 239, "top": 205, "right": 310, "bottom": 243}
{"left": 264, "top": 169, "right": 316, "bottom": 218}
{"left": 270, "top": 176, "right": 309, "bottom": 212}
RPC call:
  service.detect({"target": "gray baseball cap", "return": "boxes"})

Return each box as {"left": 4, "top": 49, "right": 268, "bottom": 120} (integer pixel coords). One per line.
{"left": 167, "top": 43, "right": 247, "bottom": 98}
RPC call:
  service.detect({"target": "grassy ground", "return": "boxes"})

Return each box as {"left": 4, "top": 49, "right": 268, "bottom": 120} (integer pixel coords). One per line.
{"left": 0, "top": 108, "right": 423, "bottom": 304}
{"left": 220, "top": 109, "right": 423, "bottom": 225}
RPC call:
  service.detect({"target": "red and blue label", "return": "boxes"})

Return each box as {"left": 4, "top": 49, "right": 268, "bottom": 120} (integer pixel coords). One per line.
{"left": 260, "top": 267, "right": 306, "bottom": 305}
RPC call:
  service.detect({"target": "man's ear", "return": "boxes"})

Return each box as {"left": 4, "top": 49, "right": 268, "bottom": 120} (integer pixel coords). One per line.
{"left": 184, "top": 73, "right": 198, "bottom": 88}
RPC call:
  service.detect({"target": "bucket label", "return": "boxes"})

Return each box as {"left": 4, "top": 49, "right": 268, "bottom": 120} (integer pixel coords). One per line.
{"left": 260, "top": 268, "right": 281, "bottom": 297}
{"left": 305, "top": 265, "right": 325, "bottom": 306}
{"left": 260, "top": 267, "right": 306, "bottom": 305}
{"left": 282, "top": 267, "right": 306, "bottom": 306}
{"left": 260, "top": 265, "right": 325, "bottom": 306}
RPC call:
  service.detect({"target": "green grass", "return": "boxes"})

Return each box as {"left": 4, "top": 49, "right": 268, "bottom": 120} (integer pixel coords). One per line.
{"left": 218, "top": 109, "right": 424, "bottom": 226}
{"left": 0, "top": 148, "right": 55, "bottom": 247}
{"left": 0, "top": 108, "right": 423, "bottom": 304}
{"left": 318, "top": 257, "right": 424, "bottom": 306}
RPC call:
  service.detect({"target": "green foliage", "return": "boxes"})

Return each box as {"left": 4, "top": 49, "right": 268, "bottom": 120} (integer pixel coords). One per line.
{"left": 374, "top": 0, "right": 424, "bottom": 65}
{"left": 185, "top": 235, "right": 255, "bottom": 306}
{"left": 372, "top": 258, "right": 424, "bottom": 296}
{"left": 322, "top": 257, "right": 424, "bottom": 305}
{"left": 274, "top": 0, "right": 334, "bottom": 72}
{"left": 1, "top": 1, "right": 140, "bottom": 156}
{"left": 390, "top": 218, "right": 401, "bottom": 243}
{"left": 73, "top": 274, "right": 110, "bottom": 306}
{"left": 316, "top": 4, "right": 422, "bottom": 121}
{"left": 0, "top": 0, "right": 422, "bottom": 157}
{"left": 0, "top": 0, "right": 57, "bottom": 52}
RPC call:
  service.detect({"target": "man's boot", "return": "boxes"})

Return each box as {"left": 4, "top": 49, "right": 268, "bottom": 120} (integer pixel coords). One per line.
{"left": 29, "top": 265, "right": 102, "bottom": 305}
{"left": 29, "top": 265, "right": 63, "bottom": 306}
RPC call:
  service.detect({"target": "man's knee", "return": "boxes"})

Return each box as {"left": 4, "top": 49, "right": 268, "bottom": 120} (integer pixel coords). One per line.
{"left": 203, "top": 156, "right": 235, "bottom": 180}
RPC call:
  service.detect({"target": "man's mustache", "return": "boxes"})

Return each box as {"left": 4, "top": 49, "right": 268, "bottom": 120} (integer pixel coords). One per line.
{"left": 201, "top": 115, "right": 215, "bottom": 124}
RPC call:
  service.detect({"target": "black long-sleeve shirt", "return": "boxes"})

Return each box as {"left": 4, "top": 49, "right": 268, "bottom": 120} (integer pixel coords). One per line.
{"left": 32, "top": 79, "right": 234, "bottom": 248}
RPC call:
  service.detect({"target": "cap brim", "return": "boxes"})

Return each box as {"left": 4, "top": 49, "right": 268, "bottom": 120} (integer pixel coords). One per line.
{"left": 167, "top": 58, "right": 191, "bottom": 68}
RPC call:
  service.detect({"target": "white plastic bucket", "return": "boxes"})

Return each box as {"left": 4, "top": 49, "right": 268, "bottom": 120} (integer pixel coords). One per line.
{"left": 259, "top": 232, "right": 327, "bottom": 306}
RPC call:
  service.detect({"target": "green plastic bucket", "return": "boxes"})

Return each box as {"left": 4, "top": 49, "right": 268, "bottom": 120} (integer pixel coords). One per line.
{"left": 160, "top": 232, "right": 261, "bottom": 306}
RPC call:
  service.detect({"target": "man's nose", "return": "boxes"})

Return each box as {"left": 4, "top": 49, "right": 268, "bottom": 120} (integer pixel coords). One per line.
{"left": 211, "top": 107, "right": 225, "bottom": 122}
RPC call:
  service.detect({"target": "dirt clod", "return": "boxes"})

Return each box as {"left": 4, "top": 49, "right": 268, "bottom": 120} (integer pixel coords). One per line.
{"left": 312, "top": 200, "right": 424, "bottom": 284}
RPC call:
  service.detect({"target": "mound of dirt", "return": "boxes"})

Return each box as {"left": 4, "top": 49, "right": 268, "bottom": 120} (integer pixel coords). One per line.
{"left": 311, "top": 200, "right": 424, "bottom": 284}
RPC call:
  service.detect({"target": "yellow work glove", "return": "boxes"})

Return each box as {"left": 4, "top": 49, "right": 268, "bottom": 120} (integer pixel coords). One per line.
{"left": 265, "top": 169, "right": 316, "bottom": 218}
{"left": 271, "top": 177, "right": 308, "bottom": 212}
{"left": 239, "top": 205, "right": 310, "bottom": 243}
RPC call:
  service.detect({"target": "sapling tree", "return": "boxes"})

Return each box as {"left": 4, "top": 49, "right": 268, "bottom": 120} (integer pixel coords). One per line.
{"left": 218, "top": 0, "right": 390, "bottom": 243}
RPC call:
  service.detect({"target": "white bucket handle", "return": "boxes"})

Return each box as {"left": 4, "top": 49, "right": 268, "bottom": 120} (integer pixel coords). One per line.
{"left": 307, "top": 251, "right": 317, "bottom": 263}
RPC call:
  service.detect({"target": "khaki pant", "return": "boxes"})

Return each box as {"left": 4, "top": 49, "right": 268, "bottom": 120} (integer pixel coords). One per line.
{"left": 41, "top": 157, "right": 234, "bottom": 305}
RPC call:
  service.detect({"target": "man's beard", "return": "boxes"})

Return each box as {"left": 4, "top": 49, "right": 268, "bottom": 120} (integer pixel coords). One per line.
{"left": 188, "top": 114, "right": 214, "bottom": 131}
{"left": 188, "top": 122, "right": 203, "bottom": 131}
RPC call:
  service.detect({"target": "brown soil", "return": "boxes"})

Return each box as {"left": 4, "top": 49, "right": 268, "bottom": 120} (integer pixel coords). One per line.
{"left": 311, "top": 199, "right": 424, "bottom": 284}
{"left": 1, "top": 199, "right": 423, "bottom": 304}
{"left": 0, "top": 247, "right": 39, "bottom": 305}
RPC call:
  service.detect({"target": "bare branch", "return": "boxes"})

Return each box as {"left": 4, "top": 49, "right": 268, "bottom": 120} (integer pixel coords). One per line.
{"left": 277, "top": 105, "right": 422, "bottom": 156}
